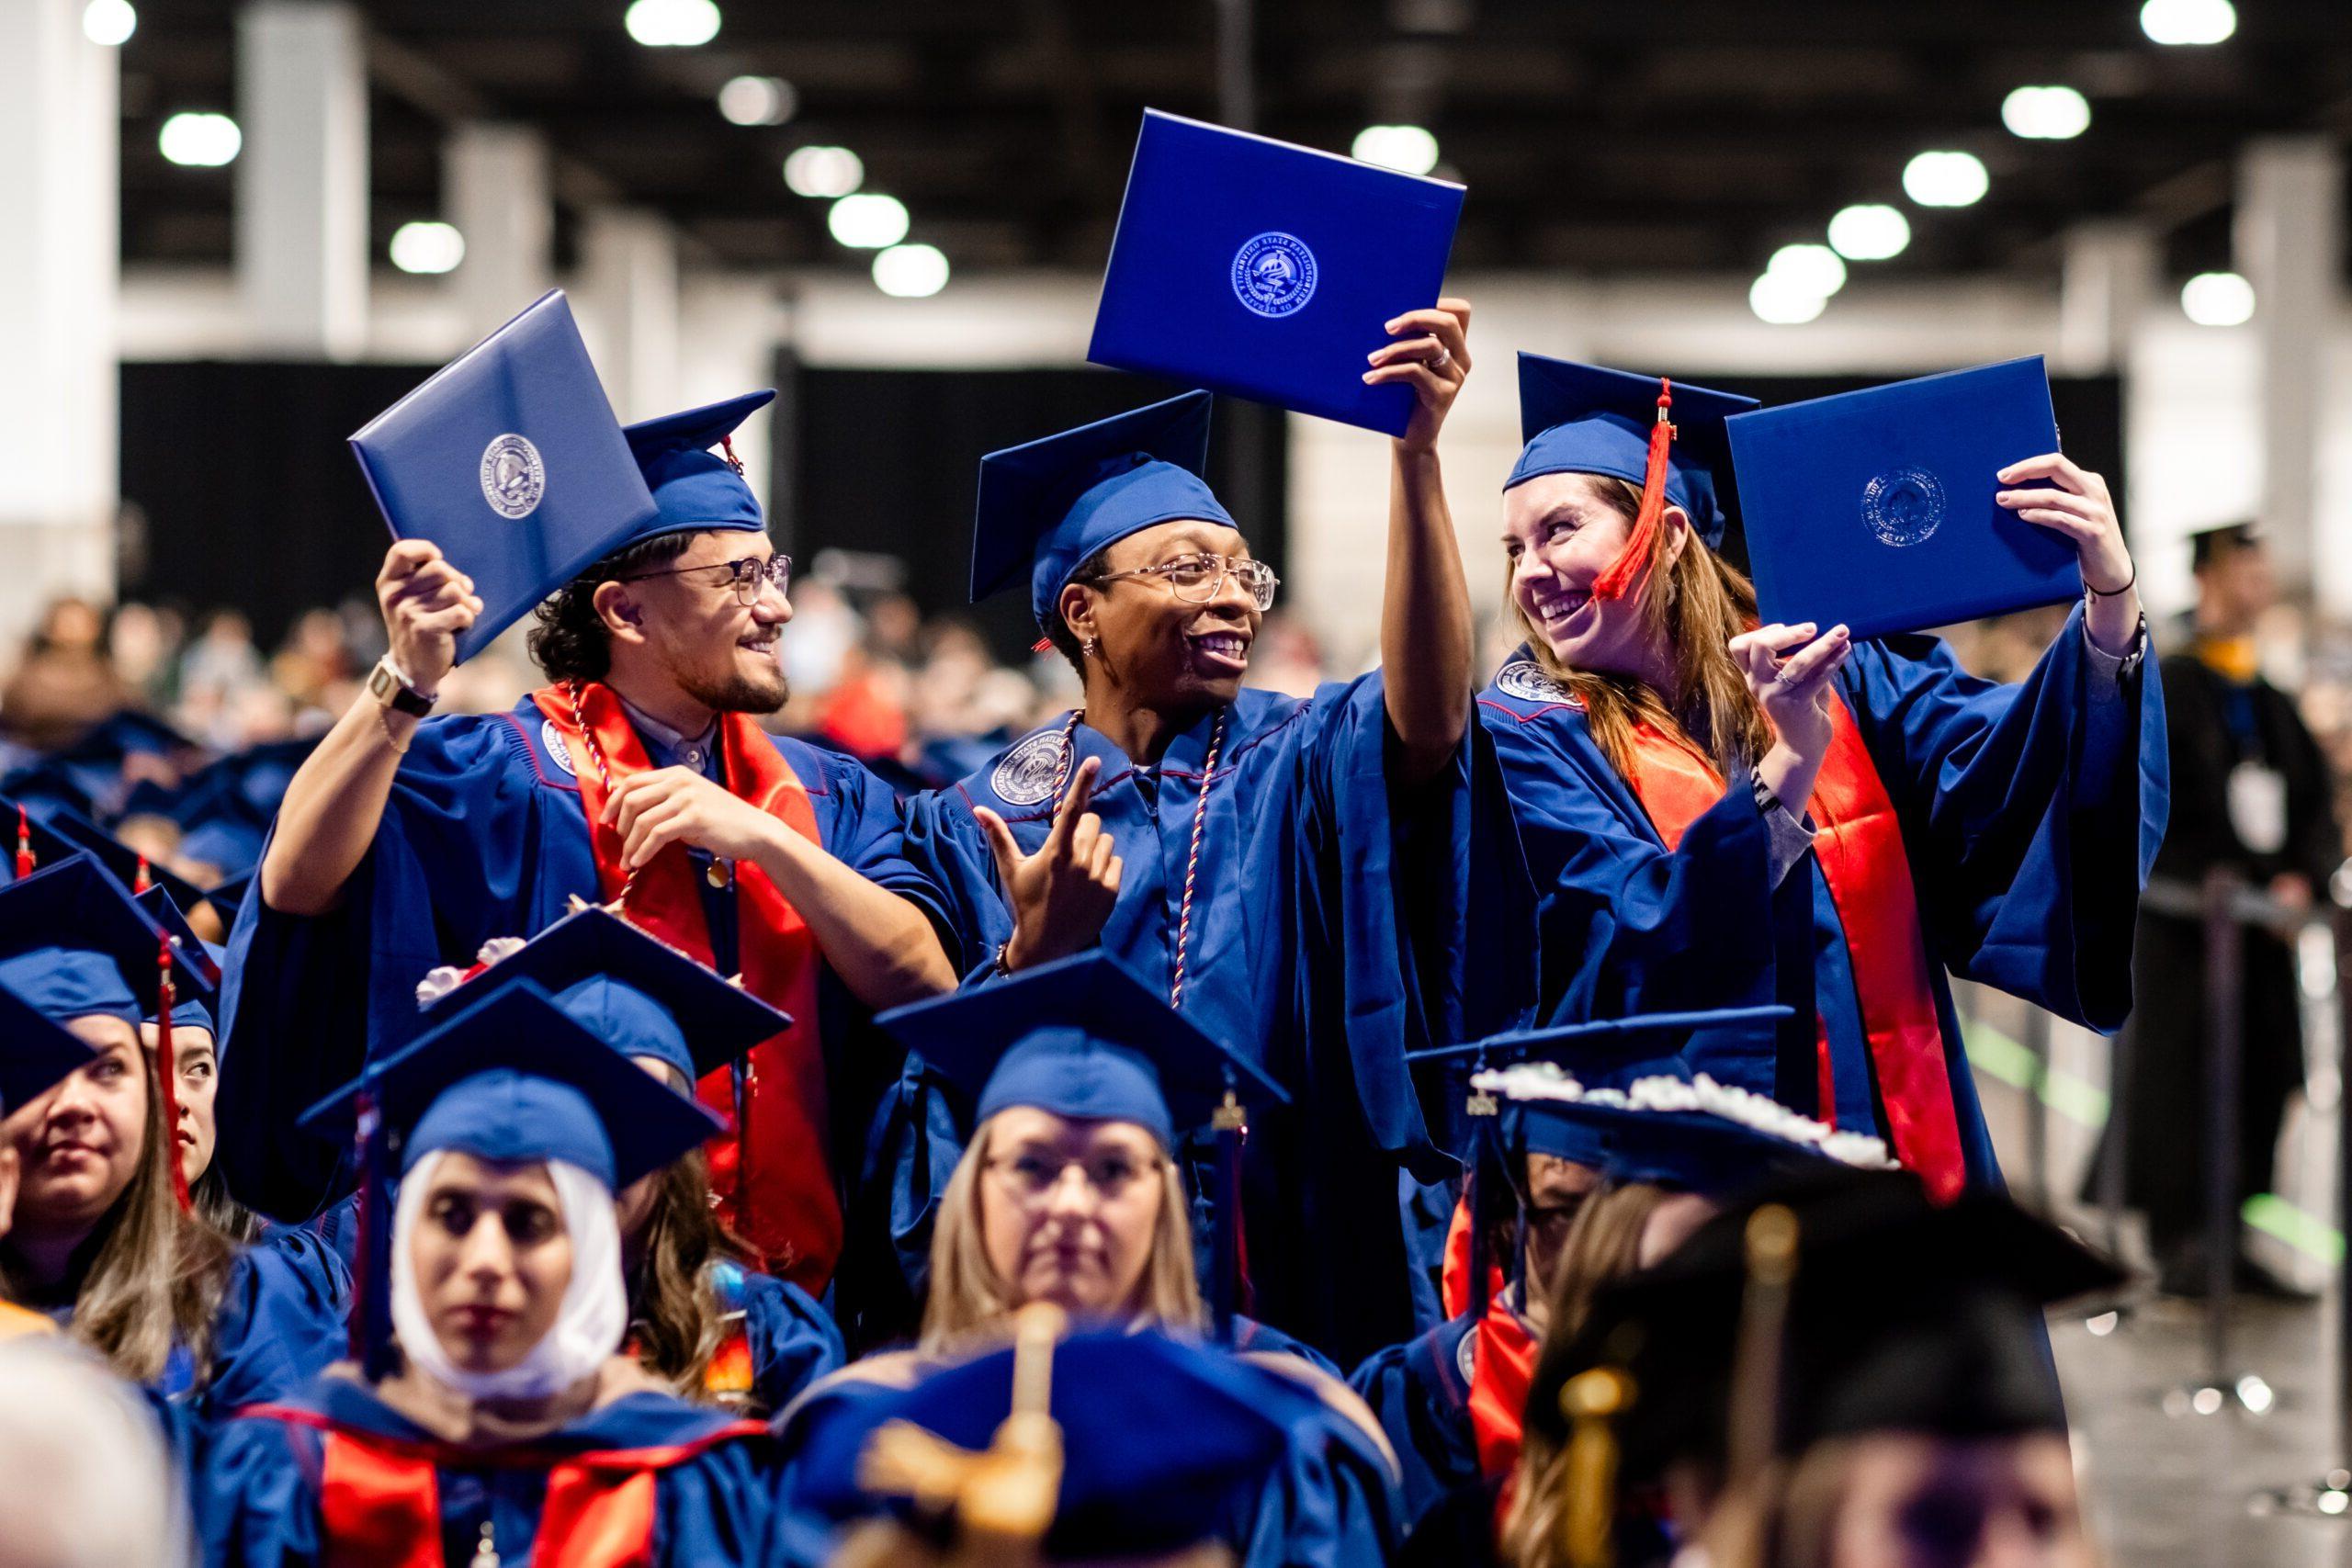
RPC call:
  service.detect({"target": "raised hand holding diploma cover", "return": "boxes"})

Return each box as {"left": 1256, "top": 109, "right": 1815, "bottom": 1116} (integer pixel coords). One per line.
{"left": 1726, "top": 355, "right": 2082, "bottom": 639}
{"left": 1087, "top": 108, "right": 1465, "bottom": 435}
{"left": 347, "top": 289, "right": 658, "bottom": 663}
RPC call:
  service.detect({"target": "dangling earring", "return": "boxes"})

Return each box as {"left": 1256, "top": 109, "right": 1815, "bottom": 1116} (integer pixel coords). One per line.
{"left": 1083, "top": 636, "right": 1101, "bottom": 660}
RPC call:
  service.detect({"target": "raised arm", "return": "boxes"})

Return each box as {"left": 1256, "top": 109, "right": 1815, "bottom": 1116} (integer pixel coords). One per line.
{"left": 259, "top": 541, "right": 480, "bottom": 916}
{"left": 1366, "top": 297, "right": 1477, "bottom": 787}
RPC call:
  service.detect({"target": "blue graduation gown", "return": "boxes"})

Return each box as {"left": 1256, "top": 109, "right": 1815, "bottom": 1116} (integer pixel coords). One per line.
{"left": 768, "top": 1346, "right": 1400, "bottom": 1568}
{"left": 198, "top": 1377, "right": 778, "bottom": 1568}
{"left": 200, "top": 1224, "right": 356, "bottom": 1422}
{"left": 710, "top": 1260, "right": 845, "bottom": 1416}
{"left": 885, "top": 679, "right": 1535, "bottom": 1363}
{"left": 216, "top": 696, "right": 944, "bottom": 1224}
{"left": 1478, "top": 604, "right": 2167, "bottom": 1183}
{"left": 1348, "top": 1313, "right": 1477, "bottom": 1538}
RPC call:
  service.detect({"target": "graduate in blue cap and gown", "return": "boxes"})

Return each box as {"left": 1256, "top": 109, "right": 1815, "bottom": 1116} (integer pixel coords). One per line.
{"left": 0, "top": 965, "right": 101, "bottom": 1344}
{"left": 1471, "top": 355, "right": 2164, "bottom": 1200}
{"left": 0, "top": 856, "right": 347, "bottom": 1422}
{"left": 893, "top": 299, "right": 1539, "bottom": 1363}
{"left": 221, "top": 389, "right": 959, "bottom": 1298}
{"left": 198, "top": 979, "right": 781, "bottom": 1568}
{"left": 413, "top": 902, "right": 843, "bottom": 1416}
{"left": 773, "top": 1307, "right": 1400, "bottom": 1568}
{"left": 1348, "top": 1006, "right": 1892, "bottom": 1563}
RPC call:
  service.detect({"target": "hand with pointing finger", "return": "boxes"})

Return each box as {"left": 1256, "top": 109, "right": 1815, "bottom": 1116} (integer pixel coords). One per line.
{"left": 976, "top": 755, "right": 1124, "bottom": 973}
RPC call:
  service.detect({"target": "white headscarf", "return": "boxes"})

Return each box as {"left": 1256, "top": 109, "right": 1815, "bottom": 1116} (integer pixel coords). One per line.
{"left": 389, "top": 1149, "right": 628, "bottom": 1402}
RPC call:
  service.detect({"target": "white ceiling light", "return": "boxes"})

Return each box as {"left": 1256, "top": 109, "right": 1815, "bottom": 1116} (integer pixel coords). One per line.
{"left": 783, "top": 145, "right": 863, "bottom": 198}
{"left": 1351, "top": 124, "right": 1441, "bottom": 175}
{"left": 1767, "top": 243, "right": 1848, "bottom": 299}
{"left": 625, "top": 0, "right": 719, "bottom": 48}
{"left": 390, "top": 220, "right": 465, "bottom": 276}
{"left": 2141, "top": 0, "right": 2236, "bottom": 45}
{"left": 828, "top": 193, "right": 909, "bottom": 249}
{"left": 1750, "top": 273, "right": 1826, "bottom": 326}
{"left": 2001, "top": 85, "right": 2091, "bottom": 141}
{"left": 1902, "top": 150, "right": 1989, "bottom": 208}
{"left": 2181, "top": 271, "right": 2255, "bottom": 326}
{"left": 82, "top": 0, "right": 136, "bottom": 46}
{"left": 1826, "top": 204, "right": 1910, "bottom": 262}
{"left": 158, "top": 112, "right": 240, "bottom": 168}
{"left": 718, "top": 75, "right": 795, "bottom": 127}
{"left": 873, "top": 243, "right": 950, "bottom": 299}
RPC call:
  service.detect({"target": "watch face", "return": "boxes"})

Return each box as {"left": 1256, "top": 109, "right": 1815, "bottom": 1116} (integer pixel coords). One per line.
{"left": 368, "top": 664, "right": 391, "bottom": 698}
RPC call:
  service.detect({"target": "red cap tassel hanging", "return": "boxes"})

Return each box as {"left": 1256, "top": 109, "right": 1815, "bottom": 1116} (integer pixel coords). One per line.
{"left": 1589, "top": 378, "right": 1679, "bottom": 603}
{"left": 14, "top": 806, "right": 31, "bottom": 879}
{"left": 133, "top": 853, "right": 153, "bottom": 896}
{"left": 152, "top": 934, "right": 192, "bottom": 1213}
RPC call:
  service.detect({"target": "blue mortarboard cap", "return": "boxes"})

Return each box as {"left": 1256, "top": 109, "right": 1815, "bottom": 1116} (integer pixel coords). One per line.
{"left": 616, "top": 390, "right": 775, "bottom": 551}
{"left": 0, "top": 854, "right": 209, "bottom": 1024}
{"left": 788, "top": 1326, "right": 1296, "bottom": 1559}
{"left": 876, "top": 952, "right": 1286, "bottom": 1150}
{"left": 31, "top": 802, "right": 214, "bottom": 918}
{"left": 970, "top": 391, "right": 1238, "bottom": 627}
{"left": 1507, "top": 355, "right": 1760, "bottom": 550}
{"left": 0, "top": 797, "right": 83, "bottom": 881}
{"left": 134, "top": 887, "right": 224, "bottom": 1002}
{"left": 0, "top": 978, "right": 98, "bottom": 1115}
{"left": 348, "top": 289, "right": 661, "bottom": 665}
{"left": 420, "top": 904, "right": 788, "bottom": 1086}
{"left": 300, "top": 978, "right": 721, "bottom": 1193}
{"left": 64, "top": 709, "right": 205, "bottom": 764}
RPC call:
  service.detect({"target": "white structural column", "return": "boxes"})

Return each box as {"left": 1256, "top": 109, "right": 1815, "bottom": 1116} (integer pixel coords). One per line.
{"left": 0, "top": 0, "right": 121, "bottom": 639}
{"left": 579, "top": 209, "right": 682, "bottom": 421}
{"left": 2235, "top": 138, "right": 2342, "bottom": 608}
{"left": 447, "top": 123, "right": 553, "bottom": 342}
{"left": 2056, "top": 222, "right": 2158, "bottom": 377}
{"left": 237, "top": 1, "right": 369, "bottom": 358}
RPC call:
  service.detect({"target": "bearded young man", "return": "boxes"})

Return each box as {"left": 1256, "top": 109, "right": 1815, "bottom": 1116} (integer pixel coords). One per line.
{"left": 218, "top": 392, "right": 958, "bottom": 1296}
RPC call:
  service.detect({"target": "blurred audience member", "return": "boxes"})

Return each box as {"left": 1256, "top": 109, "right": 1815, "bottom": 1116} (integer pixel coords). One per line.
{"left": 0, "top": 1337, "right": 188, "bottom": 1568}
{"left": 2, "top": 599, "right": 131, "bottom": 751}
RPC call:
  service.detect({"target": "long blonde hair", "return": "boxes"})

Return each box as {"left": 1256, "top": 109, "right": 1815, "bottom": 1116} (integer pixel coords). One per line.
{"left": 1512, "top": 476, "right": 1775, "bottom": 781}
{"left": 0, "top": 1032, "right": 232, "bottom": 1386}
{"left": 1500, "top": 1182, "right": 1671, "bottom": 1568}
{"left": 918, "top": 1112, "right": 1204, "bottom": 1354}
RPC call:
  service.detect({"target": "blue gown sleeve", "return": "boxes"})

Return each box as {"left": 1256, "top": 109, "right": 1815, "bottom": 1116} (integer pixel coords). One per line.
{"left": 1840, "top": 602, "right": 2168, "bottom": 1031}
{"left": 1345, "top": 1322, "right": 1478, "bottom": 1536}
{"left": 652, "top": 1438, "right": 781, "bottom": 1568}
{"left": 742, "top": 1270, "right": 848, "bottom": 1416}
{"left": 1233, "top": 1365, "right": 1406, "bottom": 1568}
{"left": 197, "top": 1415, "right": 322, "bottom": 1568}
{"left": 198, "top": 1229, "right": 354, "bottom": 1423}
{"left": 786, "top": 740, "right": 955, "bottom": 942}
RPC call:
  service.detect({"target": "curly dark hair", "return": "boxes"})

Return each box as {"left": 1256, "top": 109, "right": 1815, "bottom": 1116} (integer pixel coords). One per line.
{"left": 526, "top": 531, "right": 696, "bottom": 682}
{"left": 1040, "top": 547, "right": 1112, "bottom": 678}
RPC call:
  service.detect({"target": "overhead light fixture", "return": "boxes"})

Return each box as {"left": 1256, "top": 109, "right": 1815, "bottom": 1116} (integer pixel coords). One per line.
{"left": 873, "top": 243, "right": 950, "bottom": 299}
{"left": 783, "top": 145, "right": 862, "bottom": 198}
{"left": 1902, "top": 150, "right": 1989, "bottom": 208}
{"left": 828, "top": 193, "right": 909, "bottom": 249}
{"left": 2141, "top": 0, "right": 2235, "bottom": 45}
{"left": 1749, "top": 273, "right": 1826, "bottom": 326}
{"left": 82, "top": 0, "right": 135, "bottom": 46}
{"left": 1767, "top": 243, "right": 1848, "bottom": 299}
{"left": 2002, "top": 85, "right": 2091, "bottom": 141}
{"left": 158, "top": 111, "right": 240, "bottom": 168}
{"left": 2180, "top": 271, "right": 2255, "bottom": 326}
{"left": 718, "top": 75, "right": 795, "bottom": 127}
{"left": 625, "top": 0, "right": 719, "bottom": 48}
{"left": 1351, "top": 124, "right": 1441, "bottom": 175}
{"left": 390, "top": 220, "right": 465, "bottom": 276}
{"left": 1826, "top": 204, "right": 1910, "bottom": 261}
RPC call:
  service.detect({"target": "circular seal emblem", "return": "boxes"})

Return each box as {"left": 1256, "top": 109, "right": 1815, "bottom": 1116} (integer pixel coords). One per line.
{"left": 1860, "top": 468, "right": 1946, "bottom": 549}
{"left": 1495, "top": 660, "right": 1581, "bottom": 706}
{"left": 480, "top": 434, "right": 546, "bottom": 520}
{"left": 1230, "top": 231, "right": 1317, "bottom": 319}
{"left": 989, "top": 730, "right": 1066, "bottom": 808}
{"left": 539, "top": 718, "right": 578, "bottom": 779}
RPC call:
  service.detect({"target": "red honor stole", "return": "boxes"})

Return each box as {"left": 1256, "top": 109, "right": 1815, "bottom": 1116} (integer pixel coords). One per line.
{"left": 267, "top": 1406, "right": 764, "bottom": 1568}
{"left": 1433, "top": 1201, "right": 1540, "bottom": 1491}
{"left": 531, "top": 683, "right": 839, "bottom": 1288}
{"left": 1618, "top": 695, "right": 1967, "bottom": 1201}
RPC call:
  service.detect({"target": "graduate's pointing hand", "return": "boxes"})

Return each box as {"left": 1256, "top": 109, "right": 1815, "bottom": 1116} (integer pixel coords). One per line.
{"left": 978, "top": 755, "right": 1123, "bottom": 973}
{"left": 605, "top": 767, "right": 780, "bottom": 870}
{"left": 377, "top": 539, "right": 481, "bottom": 694}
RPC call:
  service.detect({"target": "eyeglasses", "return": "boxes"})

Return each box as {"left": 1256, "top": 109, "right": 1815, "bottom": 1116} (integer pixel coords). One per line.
{"left": 1088, "top": 552, "right": 1280, "bottom": 612}
{"left": 985, "top": 1151, "right": 1159, "bottom": 1205}
{"left": 618, "top": 553, "right": 793, "bottom": 606}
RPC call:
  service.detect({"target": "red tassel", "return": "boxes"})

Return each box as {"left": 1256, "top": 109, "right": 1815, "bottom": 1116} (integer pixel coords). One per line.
{"left": 14, "top": 806, "right": 29, "bottom": 879}
{"left": 153, "top": 934, "right": 191, "bottom": 1213}
{"left": 1589, "top": 378, "right": 1679, "bottom": 603}
{"left": 719, "top": 434, "right": 745, "bottom": 478}
{"left": 133, "top": 853, "right": 153, "bottom": 896}
{"left": 1030, "top": 637, "right": 1054, "bottom": 654}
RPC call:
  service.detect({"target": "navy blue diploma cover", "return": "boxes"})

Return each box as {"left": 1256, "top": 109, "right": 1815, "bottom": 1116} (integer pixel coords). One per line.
{"left": 1726, "top": 356, "right": 2082, "bottom": 639}
{"left": 348, "top": 290, "right": 658, "bottom": 664}
{"left": 1088, "top": 109, "right": 1465, "bottom": 437}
